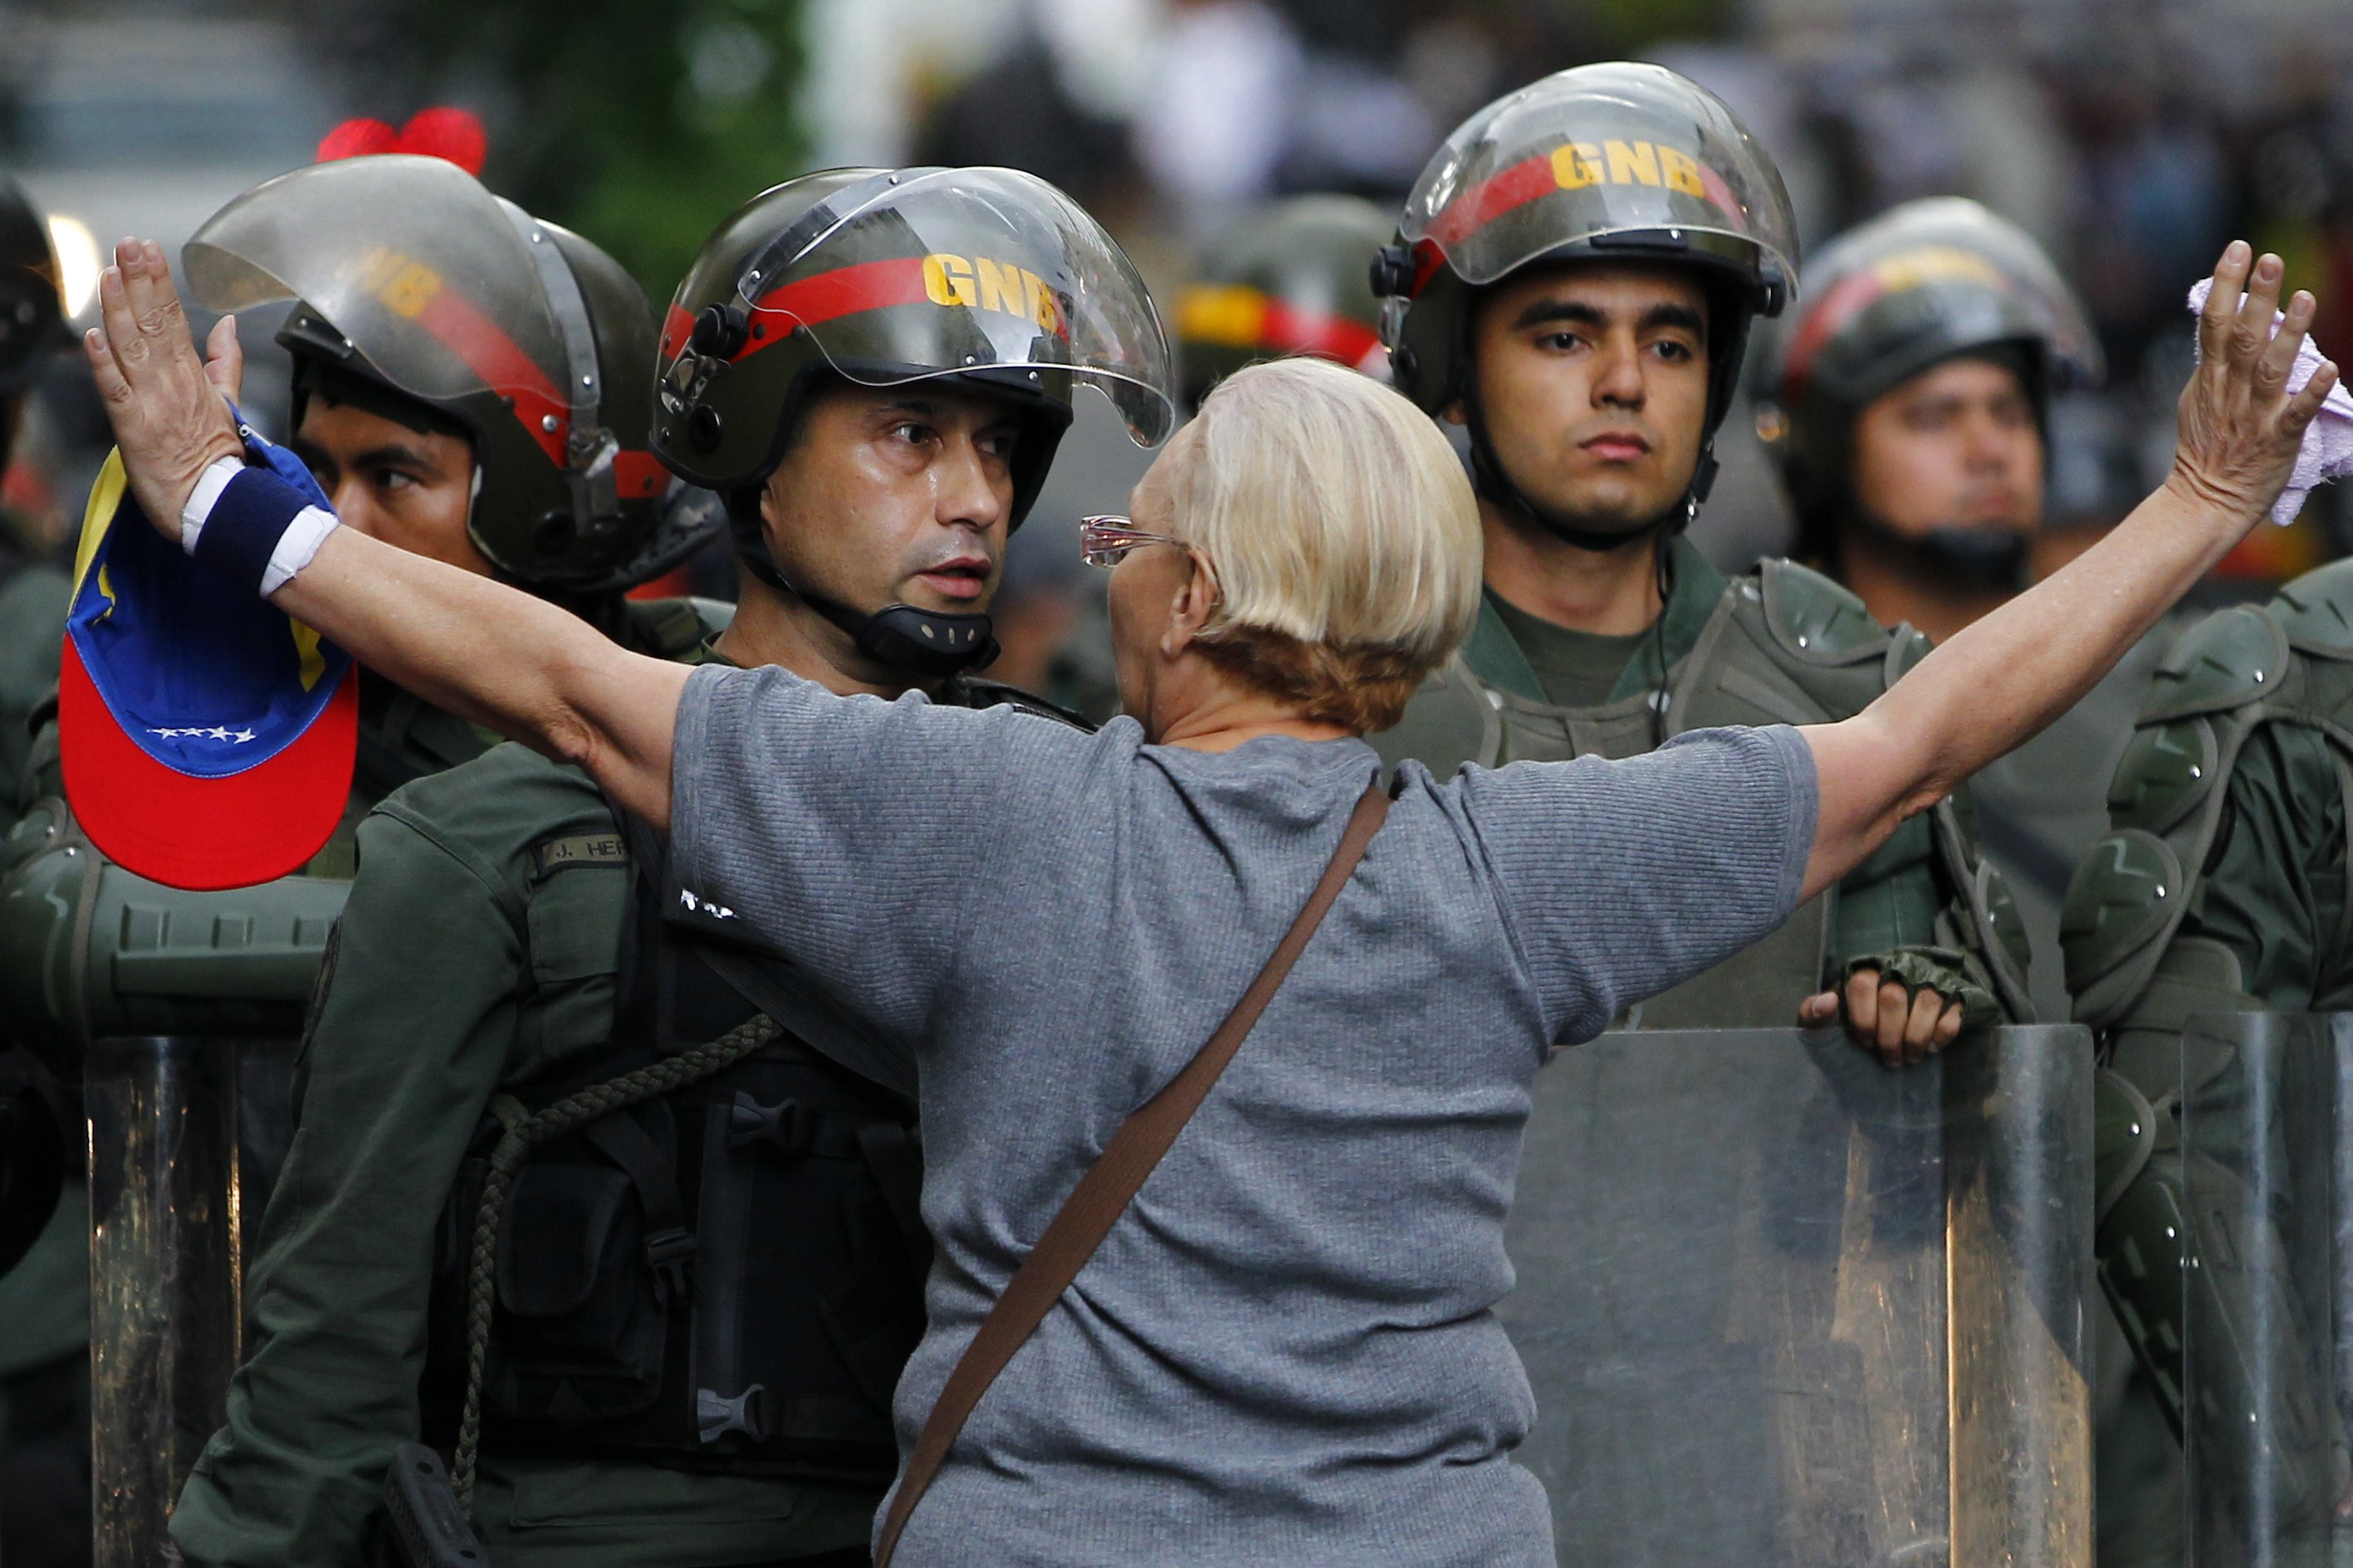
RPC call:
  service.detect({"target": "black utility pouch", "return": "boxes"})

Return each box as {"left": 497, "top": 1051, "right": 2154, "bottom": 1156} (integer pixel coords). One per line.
{"left": 477, "top": 1103, "right": 683, "bottom": 1426}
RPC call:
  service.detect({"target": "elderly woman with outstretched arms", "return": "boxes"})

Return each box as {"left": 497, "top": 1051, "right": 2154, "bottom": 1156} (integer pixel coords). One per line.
{"left": 88, "top": 237, "right": 2332, "bottom": 1568}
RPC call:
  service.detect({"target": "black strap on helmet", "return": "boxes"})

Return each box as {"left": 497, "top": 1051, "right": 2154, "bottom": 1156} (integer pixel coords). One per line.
{"left": 725, "top": 494, "right": 1000, "bottom": 680}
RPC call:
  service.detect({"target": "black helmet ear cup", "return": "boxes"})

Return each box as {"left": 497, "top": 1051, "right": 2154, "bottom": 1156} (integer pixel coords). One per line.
{"left": 690, "top": 303, "right": 749, "bottom": 359}
{"left": 1369, "top": 244, "right": 1420, "bottom": 300}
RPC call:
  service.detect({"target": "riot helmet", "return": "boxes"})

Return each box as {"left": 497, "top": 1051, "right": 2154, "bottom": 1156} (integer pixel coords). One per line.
{"left": 0, "top": 175, "right": 69, "bottom": 474}
{"left": 1375, "top": 63, "right": 1798, "bottom": 549}
{"left": 1749, "top": 196, "right": 2100, "bottom": 574}
{"left": 653, "top": 166, "right": 1173, "bottom": 677}
{"left": 183, "top": 156, "right": 706, "bottom": 593}
{"left": 1175, "top": 194, "right": 1392, "bottom": 408}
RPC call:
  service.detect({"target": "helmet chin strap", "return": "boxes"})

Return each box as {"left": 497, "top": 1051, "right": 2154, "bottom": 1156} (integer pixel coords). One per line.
{"left": 1460, "top": 370, "right": 1712, "bottom": 553}
{"left": 1839, "top": 505, "right": 2031, "bottom": 594}
{"left": 731, "top": 510, "right": 1000, "bottom": 681}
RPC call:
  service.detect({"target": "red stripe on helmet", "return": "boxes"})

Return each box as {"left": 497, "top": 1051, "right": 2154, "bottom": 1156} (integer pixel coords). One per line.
{"left": 413, "top": 285, "right": 570, "bottom": 465}
{"left": 1420, "top": 144, "right": 1753, "bottom": 292}
{"left": 614, "top": 449, "right": 668, "bottom": 499}
{"left": 661, "top": 302, "right": 695, "bottom": 361}
{"left": 737, "top": 256, "right": 935, "bottom": 358}
{"left": 1424, "top": 152, "right": 1560, "bottom": 253}
{"left": 1257, "top": 301, "right": 1382, "bottom": 366}
{"left": 1776, "top": 268, "right": 1891, "bottom": 403}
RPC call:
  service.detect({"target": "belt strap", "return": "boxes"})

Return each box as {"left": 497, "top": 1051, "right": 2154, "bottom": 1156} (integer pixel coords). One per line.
{"left": 872, "top": 780, "right": 1391, "bottom": 1566}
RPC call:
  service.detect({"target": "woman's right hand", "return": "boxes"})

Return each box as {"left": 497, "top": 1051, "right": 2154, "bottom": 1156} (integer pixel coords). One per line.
{"left": 2166, "top": 241, "right": 2339, "bottom": 539}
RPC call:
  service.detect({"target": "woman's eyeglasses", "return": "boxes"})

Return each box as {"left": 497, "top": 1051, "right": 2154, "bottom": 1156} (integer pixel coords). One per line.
{"left": 1079, "top": 515, "right": 1187, "bottom": 569}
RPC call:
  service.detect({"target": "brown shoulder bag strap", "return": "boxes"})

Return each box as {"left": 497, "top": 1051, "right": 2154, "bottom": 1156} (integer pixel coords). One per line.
{"left": 873, "top": 780, "right": 1391, "bottom": 1566}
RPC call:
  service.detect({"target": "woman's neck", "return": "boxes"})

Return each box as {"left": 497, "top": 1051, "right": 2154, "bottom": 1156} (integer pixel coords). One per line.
{"left": 1144, "top": 662, "right": 1353, "bottom": 752}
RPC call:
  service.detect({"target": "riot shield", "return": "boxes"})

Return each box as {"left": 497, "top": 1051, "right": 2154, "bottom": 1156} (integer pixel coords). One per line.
{"left": 2180, "top": 1012, "right": 2353, "bottom": 1567}
{"left": 1500, "top": 1024, "right": 2093, "bottom": 1567}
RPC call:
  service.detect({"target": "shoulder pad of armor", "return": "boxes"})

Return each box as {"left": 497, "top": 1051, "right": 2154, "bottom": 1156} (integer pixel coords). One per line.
{"left": 1757, "top": 558, "right": 1893, "bottom": 669}
{"left": 2139, "top": 603, "right": 2288, "bottom": 724}
{"left": 2105, "top": 714, "right": 2219, "bottom": 835}
{"left": 2270, "top": 559, "right": 2353, "bottom": 657}
{"left": 957, "top": 677, "right": 1094, "bottom": 730}
{"left": 2060, "top": 828, "right": 2189, "bottom": 1029}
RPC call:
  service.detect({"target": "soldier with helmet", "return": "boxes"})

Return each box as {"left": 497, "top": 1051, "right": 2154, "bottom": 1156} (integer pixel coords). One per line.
{"left": 1172, "top": 194, "right": 1394, "bottom": 410}
{"left": 1749, "top": 203, "right": 2186, "bottom": 1563}
{"left": 1747, "top": 198, "right": 2130, "bottom": 1020}
{"left": 0, "top": 151, "right": 724, "bottom": 1563}
{"left": 0, "top": 153, "right": 724, "bottom": 1069}
{"left": 2059, "top": 432, "right": 2353, "bottom": 1550}
{"left": 167, "top": 164, "right": 1169, "bottom": 1566}
{"left": 1371, "top": 65, "right": 2028, "bottom": 1047}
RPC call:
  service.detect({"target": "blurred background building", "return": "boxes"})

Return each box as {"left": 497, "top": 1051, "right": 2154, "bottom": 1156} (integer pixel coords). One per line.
{"left": 3, "top": 0, "right": 2351, "bottom": 666}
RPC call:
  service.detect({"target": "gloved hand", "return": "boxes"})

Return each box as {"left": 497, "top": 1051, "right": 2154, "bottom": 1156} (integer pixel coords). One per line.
{"left": 1798, "top": 947, "right": 1998, "bottom": 1068}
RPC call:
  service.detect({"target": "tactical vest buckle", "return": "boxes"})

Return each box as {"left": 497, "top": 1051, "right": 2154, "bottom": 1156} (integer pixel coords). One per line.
{"left": 697, "top": 1382, "right": 775, "bottom": 1444}
{"left": 730, "top": 1092, "right": 829, "bottom": 1158}
{"left": 644, "top": 1226, "right": 697, "bottom": 1303}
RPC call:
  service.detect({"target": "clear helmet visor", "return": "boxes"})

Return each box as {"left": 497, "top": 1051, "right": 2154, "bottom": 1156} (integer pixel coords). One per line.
{"left": 730, "top": 166, "right": 1174, "bottom": 446}
{"left": 1400, "top": 61, "right": 1798, "bottom": 299}
{"left": 183, "top": 155, "right": 573, "bottom": 408}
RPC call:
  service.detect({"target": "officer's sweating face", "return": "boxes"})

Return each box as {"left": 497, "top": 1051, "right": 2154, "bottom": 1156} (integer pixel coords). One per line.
{"left": 760, "top": 383, "right": 1020, "bottom": 620}
{"left": 1848, "top": 354, "right": 2043, "bottom": 540}
{"left": 1451, "top": 262, "right": 1711, "bottom": 536}
{"left": 292, "top": 400, "right": 489, "bottom": 576}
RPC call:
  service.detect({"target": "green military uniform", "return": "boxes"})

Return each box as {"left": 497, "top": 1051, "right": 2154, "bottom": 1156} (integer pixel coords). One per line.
{"left": 0, "top": 599, "right": 717, "bottom": 1568}
{"left": 2065, "top": 558, "right": 2353, "bottom": 1431}
{"left": 2060, "top": 562, "right": 2353, "bottom": 1565}
{"left": 1373, "top": 535, "right": 2027, "bottom": 1027}
{"left": 169, "top": 652, "right": 1079, "bottom": 1568}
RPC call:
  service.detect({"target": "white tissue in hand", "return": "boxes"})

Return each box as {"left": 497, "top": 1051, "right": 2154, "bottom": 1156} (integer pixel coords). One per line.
{"left": 2186, "top": 277, "right": 2353, "bottom": 525}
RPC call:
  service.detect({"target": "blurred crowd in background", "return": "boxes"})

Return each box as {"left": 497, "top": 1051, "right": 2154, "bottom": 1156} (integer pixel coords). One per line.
{"left": 3, "top": 0, "right": 2351, "bottom": 709}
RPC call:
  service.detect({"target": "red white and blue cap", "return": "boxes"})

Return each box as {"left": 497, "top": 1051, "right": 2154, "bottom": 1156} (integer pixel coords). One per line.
{"left": 60, "top": 416, "right": 355, "bottom": 890}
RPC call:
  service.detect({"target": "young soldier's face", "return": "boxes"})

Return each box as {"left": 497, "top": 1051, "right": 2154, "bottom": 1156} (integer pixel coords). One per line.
{"left": 1451, "top": 262, "right": 1711, "bottom": 535}
{"left": 1847, "top": 355, "right": 2043, "bottom": 540}
{"left": 292, "top": 398, "right": 488, "bottom": 576}
{"left": 761, "top": 383, "right": 1023, "bottom": 616}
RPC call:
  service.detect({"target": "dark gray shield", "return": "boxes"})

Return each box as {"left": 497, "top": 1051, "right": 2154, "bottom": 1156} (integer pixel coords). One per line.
{"left": 1502, "top": 1024, "right": 2094, "bottom": 1566}
{"left": 2181, "top": 1011, "right": 2353, "bottom": 1567}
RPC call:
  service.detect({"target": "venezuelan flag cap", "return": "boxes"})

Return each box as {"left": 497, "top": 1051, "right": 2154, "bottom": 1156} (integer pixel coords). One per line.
{"left": 59, "top": 444, "right": 355, "bottom": 890}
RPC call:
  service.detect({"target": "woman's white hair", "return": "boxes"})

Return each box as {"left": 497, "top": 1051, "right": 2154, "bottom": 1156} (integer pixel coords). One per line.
{"left": 1155, "top": 356, "right": 1481, "bottom": 720}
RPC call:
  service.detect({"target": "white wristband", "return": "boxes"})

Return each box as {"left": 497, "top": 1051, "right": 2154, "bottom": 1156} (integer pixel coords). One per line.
{"left": 179, "top": 455, "right": 245, "bottom": 552}
{"left": 260, "top": 506, "right": 340, "bottom": 594}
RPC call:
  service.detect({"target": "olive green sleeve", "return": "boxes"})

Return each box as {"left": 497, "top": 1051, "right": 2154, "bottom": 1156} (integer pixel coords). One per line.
{"left": 167, "top": 811, "right": 525, "bottom": 1568}
{"left": 2096, "top": 724, "right": 2341, "bottom": 1107}
{"left": 1827, "top": 814, "right": 1945, "bottom": 969}
{"left": 2178, "top": 725, "right": 2345, "bottom": 1012}
{"left": 1825, "top": 814, "right": 1999, "bottom": 1018}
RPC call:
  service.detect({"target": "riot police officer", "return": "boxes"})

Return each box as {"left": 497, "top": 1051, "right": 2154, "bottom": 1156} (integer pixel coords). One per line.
{"left": 0, "top": 152, "right": 722, "bottom": 1565}
{"left": 2062, "top": 496, "right": 2353, "bottom": 1554}
{"left": 1749, "top": 195, "right": 2186, "bottom": 1566}
{"left": 1172, "top": 193, "right": 1393, "bottom": 410}
{"left": 1747, "top": 198, "right": 2120, "bottom": 1020}
{"left": 168, "top": 165, "right": 1170, "bottom": 1566}
{"left": 1370, "top": 65, "right": 2028, "bottom": 1044}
